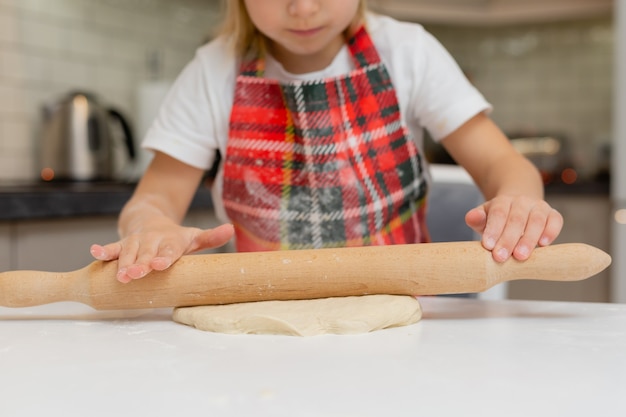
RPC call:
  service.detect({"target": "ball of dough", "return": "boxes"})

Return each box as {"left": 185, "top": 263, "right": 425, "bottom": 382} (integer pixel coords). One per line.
{"left": 172, "top": 294, "right": 422, "bottom": 336}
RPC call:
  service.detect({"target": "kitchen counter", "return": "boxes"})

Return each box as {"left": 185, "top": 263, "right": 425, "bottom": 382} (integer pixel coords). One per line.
{"left": 544, "top": 179, "right": 610, "bottom": 195}
{"left": 1, "top": 297, "right": 624, "bottom": 417}
{"left": 0, "top": 176, "right": 607, "bottom": 222}
{"left": 0, "top": 181, "right": 213, "bottom": 221}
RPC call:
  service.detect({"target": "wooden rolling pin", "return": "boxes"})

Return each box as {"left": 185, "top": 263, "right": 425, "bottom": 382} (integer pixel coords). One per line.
{"left": 0, "top": 241, "right": 611, "bottom": 310}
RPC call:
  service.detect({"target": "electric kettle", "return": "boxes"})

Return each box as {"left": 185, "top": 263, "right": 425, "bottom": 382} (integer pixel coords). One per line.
{"left": 38, "top": 91, "right": 136, "bottom": 182}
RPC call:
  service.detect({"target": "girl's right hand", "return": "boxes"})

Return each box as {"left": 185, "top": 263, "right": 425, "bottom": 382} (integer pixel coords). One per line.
{"left": 93, "top": 151, "right": 233, "bottom": 283}
{"left": 90, "top": 222, "right": 234, "bottom": 283}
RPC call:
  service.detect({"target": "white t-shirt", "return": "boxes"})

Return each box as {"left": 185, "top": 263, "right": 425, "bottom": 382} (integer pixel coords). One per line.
{"left": 143, "top": 13, "right": 491, "bottom": 222}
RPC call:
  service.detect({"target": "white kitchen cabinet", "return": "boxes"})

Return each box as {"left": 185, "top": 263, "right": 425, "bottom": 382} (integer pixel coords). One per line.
{"left": 0, "top": 224, "right": 12, "bottom": 271}
{"left": 508, "top": 194, "right": 611, "bottom": 302}
{"left": 13, "top": 209, "right": 227, "bottom": 273}
{"left": 14, "top": 217, "right": 120, "bottom": 272}
{"left": 369, "top": 0, "right": 612, "bottom": 25}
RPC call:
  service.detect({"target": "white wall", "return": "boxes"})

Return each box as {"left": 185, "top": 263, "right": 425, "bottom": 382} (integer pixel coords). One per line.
{"left": 428, "top": 17, "right": 613, "bottom": 180}
{"left": 0, "top": 0, "right": 221, "bottom": 181}
{"left": 0, "top": 1, "right": 615, "bottom": 184}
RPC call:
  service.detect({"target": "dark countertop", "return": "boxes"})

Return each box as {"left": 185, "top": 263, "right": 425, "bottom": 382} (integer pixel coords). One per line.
{"left": 0, "top": 178, "right": 608, "bottom": 222}
{"left": 0, "top": 181, "right": 213, "bottom": 221}
{"left": 544, "top": 179, "right": 610, "bottom": 196}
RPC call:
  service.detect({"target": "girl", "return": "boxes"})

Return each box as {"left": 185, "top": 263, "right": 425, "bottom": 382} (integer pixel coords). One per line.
{"left": 91, "top": 0, "right": 563, "bottom": 284}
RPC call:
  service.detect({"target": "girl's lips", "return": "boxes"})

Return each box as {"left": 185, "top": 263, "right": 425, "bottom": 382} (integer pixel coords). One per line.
{"left": 289, "top": 27, "right": 323, "bottom": 37}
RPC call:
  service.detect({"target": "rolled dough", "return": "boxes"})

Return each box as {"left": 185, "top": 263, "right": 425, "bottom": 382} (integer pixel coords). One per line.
{"left": 172, "top": 295, "right": 421, "bottom": 336}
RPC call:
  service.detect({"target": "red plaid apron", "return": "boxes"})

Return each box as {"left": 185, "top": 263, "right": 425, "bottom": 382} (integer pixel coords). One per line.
{"left": 223, "top": 27, "right": 429, "bottom": 252}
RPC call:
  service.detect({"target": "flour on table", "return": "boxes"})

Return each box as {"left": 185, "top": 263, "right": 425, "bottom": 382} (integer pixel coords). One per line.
{"left": 172, "top": 295, "right": 422, "bottom": 336}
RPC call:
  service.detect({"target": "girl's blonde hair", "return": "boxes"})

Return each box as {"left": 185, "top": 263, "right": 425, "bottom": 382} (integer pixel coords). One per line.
{"left": 218, "top": 0, "right": 367, "bottom": 56}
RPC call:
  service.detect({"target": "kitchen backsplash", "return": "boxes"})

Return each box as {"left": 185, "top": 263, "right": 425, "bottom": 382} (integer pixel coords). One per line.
{"left": 0, "top": 0, "right": 221, "bottom": 181}
{"left": 427, "top": 18, "right": 613, "bottom": 179}
{"left": 0, "top": 1, "right": 614, "bottom": 181}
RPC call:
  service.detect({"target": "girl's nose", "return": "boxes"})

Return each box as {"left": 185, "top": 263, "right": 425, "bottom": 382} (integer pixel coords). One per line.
{"left": 288, "top": 0, "right": 320, "bottom": 18}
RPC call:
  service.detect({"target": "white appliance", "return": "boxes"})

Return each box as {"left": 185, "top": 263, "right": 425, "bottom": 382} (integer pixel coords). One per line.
{"left": 427, "top": 165, "right": 506, "bottom": 300}
{"left": 612, "top": 1, "right": 626, "bottom": 303}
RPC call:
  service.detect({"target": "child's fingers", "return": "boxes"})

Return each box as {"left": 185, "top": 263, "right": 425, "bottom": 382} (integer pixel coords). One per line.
{"left": 90, "top": 242, "right": 122, "bottom": 261}
{"left": 480, "top": 199, "right": 511, "bottom": 252}
{"left": 511, "top": 206, "right": 549, "bottom": 261}
{"left": 114, "top": 238, "right": 146, "bottom": 283}
{"left": 464, "top": 205, "right": 487, "bottom": 235}
{"left": 489, "top": 202, "right": 528, "bottom": 263}
{"left": 539, "top": 209, "right": 564, "bottom": 246}
{"left": 189, "top": 224, "right": 235, "bottom": 253}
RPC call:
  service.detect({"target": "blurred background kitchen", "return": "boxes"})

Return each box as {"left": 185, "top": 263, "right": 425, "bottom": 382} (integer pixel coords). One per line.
{"left": 0, "top": 0, "right": 623, "bottom": 303}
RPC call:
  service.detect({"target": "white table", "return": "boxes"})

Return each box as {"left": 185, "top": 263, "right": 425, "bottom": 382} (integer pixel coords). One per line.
{"left": 1, "top": 297, "right": 625, "bottom": 417}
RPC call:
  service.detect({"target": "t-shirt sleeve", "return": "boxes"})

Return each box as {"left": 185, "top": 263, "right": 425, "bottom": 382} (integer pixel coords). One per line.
{"left": 141, "top": 39, "right": 235, "bottom": 170}
{"left": 408, "top": 27, "right": 492, "bottom": 141}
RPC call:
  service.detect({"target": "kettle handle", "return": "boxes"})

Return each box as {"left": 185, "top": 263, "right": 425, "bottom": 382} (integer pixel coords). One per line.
{"left": 107, "top": 108, "right": 136, "bottom": 160}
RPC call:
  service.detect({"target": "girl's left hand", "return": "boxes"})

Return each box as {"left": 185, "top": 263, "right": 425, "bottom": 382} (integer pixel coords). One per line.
{"left": 465, "top": 194, "right": 563, "bottom": 262}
